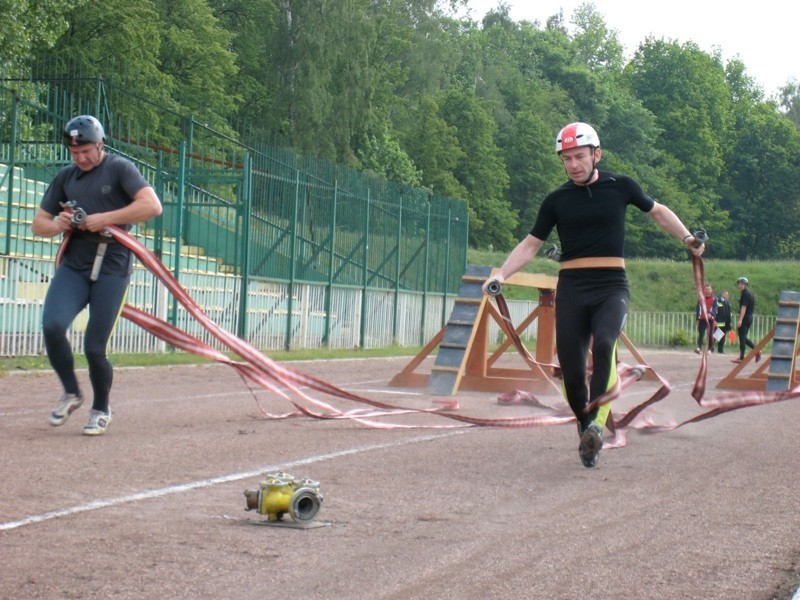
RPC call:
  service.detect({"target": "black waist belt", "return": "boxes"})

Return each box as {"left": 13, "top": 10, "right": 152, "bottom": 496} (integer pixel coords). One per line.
{"left": 75, "top": 233, "right": 119, "bottom": 244}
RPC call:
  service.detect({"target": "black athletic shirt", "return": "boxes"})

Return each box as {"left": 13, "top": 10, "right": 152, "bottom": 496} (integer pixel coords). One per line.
{"left": 739, "top": 288, "right": 755, "bottom": 323}
{"left": 40, "top": 154, "right": 152, "bottom": 275}
{"left": 530, "top": 171, "right": 655, "bottom": 262}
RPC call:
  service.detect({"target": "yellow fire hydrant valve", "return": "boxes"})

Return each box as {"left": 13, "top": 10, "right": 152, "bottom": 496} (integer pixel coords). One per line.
{"left": 244, "top": 472, "right": 323, "bottom": 523}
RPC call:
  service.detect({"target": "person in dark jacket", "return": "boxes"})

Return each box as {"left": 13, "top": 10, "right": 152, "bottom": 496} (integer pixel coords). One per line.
{"left": 695, "top": 283, "right": 718, "bottom": 354}
{"left": 715, "top": 290, "right": 732, "bottom": 354}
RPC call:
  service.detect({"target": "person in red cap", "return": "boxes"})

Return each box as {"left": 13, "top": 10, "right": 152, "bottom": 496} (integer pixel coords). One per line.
{"left": 484, "top": 122, "right": 705, "bottom": 468}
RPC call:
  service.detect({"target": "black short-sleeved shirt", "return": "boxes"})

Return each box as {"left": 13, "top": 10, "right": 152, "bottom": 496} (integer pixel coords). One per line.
{"left": 530, "top": 171, "right": 655, "bottom": 262}
{"left": 739, "top": 288, "right": 755, "bottom": 322}
{"left": 41, "top": 154, "right": 151, "bottom": 275}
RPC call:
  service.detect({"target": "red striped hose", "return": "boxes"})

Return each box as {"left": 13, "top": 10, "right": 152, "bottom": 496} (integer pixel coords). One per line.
{"left": 55, "top": 224, "right": 799, "bottom": 435}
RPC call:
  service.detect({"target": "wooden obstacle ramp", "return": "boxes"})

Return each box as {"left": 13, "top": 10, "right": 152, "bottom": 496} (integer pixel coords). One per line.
{"left": 389, "top": 265, "right": 559, "bottom": 396}
{"left": 389, "top": 265, "right": 660, "bottom": 397}
{"left": 717, "top": 290, "right": 800, "bottom": 391}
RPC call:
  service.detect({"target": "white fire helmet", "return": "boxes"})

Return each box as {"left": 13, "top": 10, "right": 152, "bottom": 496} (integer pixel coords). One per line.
{"left": 555, "top": 122, "right": 600, "bottom": 154}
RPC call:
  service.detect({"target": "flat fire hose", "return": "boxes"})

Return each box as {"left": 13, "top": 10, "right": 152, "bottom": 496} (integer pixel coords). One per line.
{"left": 53, "top": 225, "right": 800, "bottom": 436}
{"left": 55, "top": 226, "right": 578, "bottom": 429}
{"left": 486, "top": 227, "right": 800, "bottom": 445}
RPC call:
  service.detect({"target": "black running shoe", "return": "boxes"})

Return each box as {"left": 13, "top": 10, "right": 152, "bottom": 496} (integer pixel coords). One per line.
{"left": 579, "top": 423, "right": 603, "bottom": 468}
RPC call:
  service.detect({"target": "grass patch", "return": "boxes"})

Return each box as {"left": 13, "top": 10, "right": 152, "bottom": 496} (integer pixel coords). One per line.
{"left": 0, "top": 345, "right": 426, "bottom": 374}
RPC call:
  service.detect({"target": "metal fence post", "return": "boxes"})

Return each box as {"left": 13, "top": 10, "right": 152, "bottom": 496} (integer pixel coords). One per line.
{"left": 285, "top": 170, "right": 300, "bottom": 350}
{"left": 392, "top": 194, "right": 403, "bottom": 345}
{"left": 323, "top": 180, "right": 338, "bottom": 347}
{"left": 421, "top": 199, "right": 432, "bottom": 346}
{"left": 237, "top": 152, "right": 252, "bottom": 339}
{"left": 169, "top": 140, "right": 187, "bottom": 327}
{"left": 3, "top": 90, "right": 18, "bottom": 255}
{"left": 441, "top": 201, "right": 452, "bottom": 327}
{"left": 359, "top": 186, "right": 371, "bottom": 349}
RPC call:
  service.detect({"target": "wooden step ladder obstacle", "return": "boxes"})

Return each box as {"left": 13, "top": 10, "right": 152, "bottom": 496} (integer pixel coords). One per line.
{"left": 717, "top": 290, "right": 800, "bottom": 391}
{"left": 389, "top": 265, "right": 560, "bottom": 396}
{"left": 389, "top": 265, "right": 660, "bottom": 397}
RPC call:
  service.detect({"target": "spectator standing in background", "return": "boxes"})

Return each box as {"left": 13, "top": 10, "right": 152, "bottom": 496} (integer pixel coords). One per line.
{"left": 715, "top": 290, "right": 732, "bottom": 354}
{"left": 695, "top": 283, "right": 717, "bottom": 354}
{"left": 733, "top": 277, "right": 760, "bottom": 364}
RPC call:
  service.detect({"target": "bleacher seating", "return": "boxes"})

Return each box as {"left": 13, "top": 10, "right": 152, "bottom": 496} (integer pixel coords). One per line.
{"left": 0, "top": 162, "right": 225, "bottom": 275}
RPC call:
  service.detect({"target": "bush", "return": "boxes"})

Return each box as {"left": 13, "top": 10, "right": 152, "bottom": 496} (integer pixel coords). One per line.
{"left": 668, "top": 329, "right": 692, "bottom": 347}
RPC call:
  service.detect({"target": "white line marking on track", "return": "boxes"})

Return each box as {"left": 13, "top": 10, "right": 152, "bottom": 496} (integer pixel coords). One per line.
{"left": 0, "top": 429, "right": 470, "bottom": 532}
{"left": 355, "top": 388, "right": 425, "bottom": 396}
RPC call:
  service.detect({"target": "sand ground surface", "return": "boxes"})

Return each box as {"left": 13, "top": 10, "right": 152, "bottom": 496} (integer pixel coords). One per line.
{"left": 1, "top": 348, "right": 798, "bottom": 600}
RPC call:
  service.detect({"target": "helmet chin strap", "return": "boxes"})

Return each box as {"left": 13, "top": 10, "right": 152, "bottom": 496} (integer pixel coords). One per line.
{"left": 581, "top": 150, "right": 599, "bottom": 185}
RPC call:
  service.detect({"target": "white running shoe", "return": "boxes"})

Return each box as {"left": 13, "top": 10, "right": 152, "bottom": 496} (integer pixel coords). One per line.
{"left": 49, "top": 393, "right": 84, "bottom": 426}
{"left": 82, "top": 410, "right": 112, "bottom": 436}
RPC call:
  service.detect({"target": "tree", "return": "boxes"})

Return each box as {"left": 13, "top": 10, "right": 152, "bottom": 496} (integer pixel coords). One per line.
{"left": 208, "top": 0, "right": 279, "bottom": 127}
{"left": 722, "top": 102, "right": 800, "bottom": 258}
{"left": 498, "top": 108, "right": 563, "bottom": 239}
{"left": 779, "top": 79, "right": 800, "bottom": 130}
{"left": 570, "top": 2, "right": 624, "bottom": 72}
{"left": 0, "top": 0, "right": 80, "bottom": 70}
{"left": 156, "top": 0, "right": 239, "bottom": 121}
{"left": 358, "top": 124, "right": 423, "bottom": 187}
{"left": 398, "top": 95, "right": 468, "bottom": 198}
{"left": 625, "top": 39, "right": 733, "bottom": 239}
{"left": 38, "top": 0, "right": 175, "bottom": 133}
{"left": 440, "top": 90, "right": 516, "bottom": 249}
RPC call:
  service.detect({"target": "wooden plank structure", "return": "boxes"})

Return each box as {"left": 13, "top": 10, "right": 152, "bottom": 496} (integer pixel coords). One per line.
{"left": 717, "top": 290, "right": 800, "bottom": 391}
{"left": 389, "top": 265, "right": 658, "bottom": 396}
{"left": 389, "top": 265, "right": 557, "bottom": 395}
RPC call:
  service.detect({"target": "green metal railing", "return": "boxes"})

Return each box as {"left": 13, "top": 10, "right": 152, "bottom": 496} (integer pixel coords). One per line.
{"left": 0, "top": 70, "right": 469, "bottom": 350}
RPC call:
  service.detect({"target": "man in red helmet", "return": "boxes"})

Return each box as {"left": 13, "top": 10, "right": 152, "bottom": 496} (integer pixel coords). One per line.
{"left": 31, "top": 115, "right": 162, "bottom": 436}
{"left": 484, "top": 122, "right": 705, "bottom": 468}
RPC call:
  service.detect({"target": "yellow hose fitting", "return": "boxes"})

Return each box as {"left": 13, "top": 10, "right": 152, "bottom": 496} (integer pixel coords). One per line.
{"left": 244, "top": 472, "right": 323, "bottom": 523}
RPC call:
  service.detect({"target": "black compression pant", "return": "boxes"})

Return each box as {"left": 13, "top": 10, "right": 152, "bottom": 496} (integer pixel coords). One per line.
{"left": 555, "top": 269, "right": 629, "bottom": 431}
{"left": 737, "top": 320, "right": 755, "bottom": 359}
{"left": 42, "top": 264, "right": 130, "bottom": 413}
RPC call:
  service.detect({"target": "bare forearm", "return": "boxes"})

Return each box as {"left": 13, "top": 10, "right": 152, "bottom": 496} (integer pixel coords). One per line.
{"left": 648, "top": 202, "right": 705, "bottom": 256}
{"left": 81, "top": 188, "right": 163, "bottom": 232}
{"left": 31, "top": 209, "right": 70, "bottom": 238}
{"left": 648, "top": 202, "right": 691, "bottom": 239}
{"left": 491, "top": 235, "right": 544, "bottom": 283}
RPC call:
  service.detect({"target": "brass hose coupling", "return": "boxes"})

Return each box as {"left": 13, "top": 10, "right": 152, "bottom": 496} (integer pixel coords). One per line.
{"left": 244, "top": 472, "right": 323, "bottom": 523}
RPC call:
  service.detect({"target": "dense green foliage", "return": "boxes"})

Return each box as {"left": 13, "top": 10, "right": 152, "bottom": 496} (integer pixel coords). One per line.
{"left": 4, "top": 0, "right": 800, "bottom": 257}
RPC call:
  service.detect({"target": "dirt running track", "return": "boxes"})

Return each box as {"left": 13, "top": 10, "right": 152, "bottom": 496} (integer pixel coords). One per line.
{"left": 1, "top": 349, "right": 799, "bottom": 600}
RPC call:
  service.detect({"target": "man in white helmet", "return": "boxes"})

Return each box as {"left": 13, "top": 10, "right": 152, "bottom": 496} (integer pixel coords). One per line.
{"left": 484, "top": 122, "right": 705, "bottom": 468}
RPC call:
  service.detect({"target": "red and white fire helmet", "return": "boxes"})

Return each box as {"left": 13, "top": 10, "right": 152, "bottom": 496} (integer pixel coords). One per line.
{"left": 555, "top": 122, "right": 600, "bottom": 154}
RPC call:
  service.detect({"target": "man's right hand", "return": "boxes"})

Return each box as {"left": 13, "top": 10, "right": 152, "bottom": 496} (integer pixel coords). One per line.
{"left": 483, "top": 276, "right": 503, "bottom": 296}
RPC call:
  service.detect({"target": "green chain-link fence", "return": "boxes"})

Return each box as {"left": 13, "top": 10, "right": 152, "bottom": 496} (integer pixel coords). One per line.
{"left": 0, "top": 70, "right": 469, "bottom": 352}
